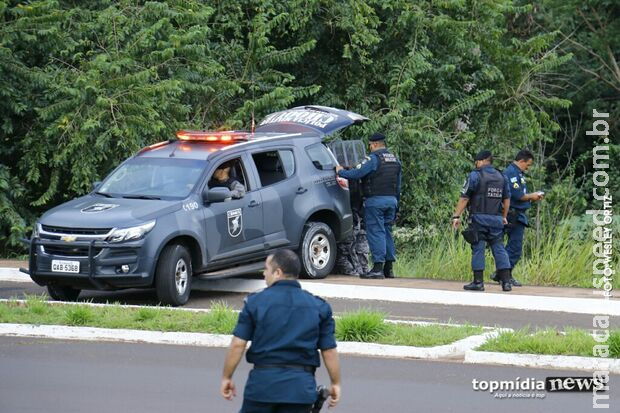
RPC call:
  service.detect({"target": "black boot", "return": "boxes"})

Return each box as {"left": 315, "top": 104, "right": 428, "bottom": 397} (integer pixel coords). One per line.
{"left": 384, "top": 261, "right": 395, "bottom": 278}
{"left": 497, "top": 268, "right": 512, "bottom": 292}
{"left": 361, "top": 262, "right": 385, "bottom": 279}
{"left": 490, "top": 272, "right": 500, "bottom": 283}
{"left": 463, "top": 271, "right": 485, "bottom": 291}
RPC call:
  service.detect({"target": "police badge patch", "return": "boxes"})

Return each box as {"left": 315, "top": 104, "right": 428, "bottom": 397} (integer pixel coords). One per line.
{"left": 227, "top": 208, "right": 242, "bottom": 237}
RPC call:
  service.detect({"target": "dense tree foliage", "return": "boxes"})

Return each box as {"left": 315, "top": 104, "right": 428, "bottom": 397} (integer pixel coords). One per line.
{"left": 0, "top": 0, "right": 615, "bottom": 254}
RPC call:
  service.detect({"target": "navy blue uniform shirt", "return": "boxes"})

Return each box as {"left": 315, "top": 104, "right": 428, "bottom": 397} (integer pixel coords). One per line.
{"left": 233, "top": 279, "right": 337, "bottom": 403}
{"left": 337, "top": 148, "right": 402, "bottom": 203}
{"left": 503, "top": 162, "right": 531, "bottom": 225}
{"left": 460, "top": 165, "right": 511, "bottom": 229}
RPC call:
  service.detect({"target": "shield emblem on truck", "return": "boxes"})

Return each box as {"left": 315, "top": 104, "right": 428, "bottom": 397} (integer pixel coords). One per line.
{"left": 227, "top": 208, "right": 242, "bottom": 238}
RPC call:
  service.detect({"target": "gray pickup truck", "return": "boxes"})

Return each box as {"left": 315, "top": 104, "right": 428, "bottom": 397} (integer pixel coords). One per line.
{"left": 22, "top": 106, "right": 367, "bottom": 305}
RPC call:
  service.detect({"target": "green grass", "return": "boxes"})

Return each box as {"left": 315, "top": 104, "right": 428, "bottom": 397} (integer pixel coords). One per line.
{"left": 1, "top": 299, "right": 483, "bottom": 347}
{"left": 478, "top": 328, "right": 620, "bottom": 358}
{"left": 335, "top": 309, "right": 484, "bottom": 347}
{"left": 0, "top": 296, "right": 238, "bottom": 334}
{"left": 393, "top": 222, "right": 620, "bottom": 289}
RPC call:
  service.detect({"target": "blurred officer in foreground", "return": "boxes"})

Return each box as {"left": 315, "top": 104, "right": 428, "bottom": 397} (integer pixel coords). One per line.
{"left": 220, "top": 249, "right": 341, "bottom": 412}
{"left": 452, "top": 150, "right": 513, "bottom": 292}
{"left": 494, "top": 149, "right": 545, "bottom": 286}
{"left": 336, "top": 132, "right": 402, "bottom": 279}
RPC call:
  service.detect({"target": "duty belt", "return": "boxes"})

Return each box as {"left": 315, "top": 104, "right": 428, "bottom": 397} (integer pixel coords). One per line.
{"left": 253, "top": 364, "right": 316, "bottom": 373}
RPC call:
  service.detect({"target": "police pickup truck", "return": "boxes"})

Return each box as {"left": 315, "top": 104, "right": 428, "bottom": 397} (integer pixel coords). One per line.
{"left": 21, "top": 106, "right": 367, "bottom": 305}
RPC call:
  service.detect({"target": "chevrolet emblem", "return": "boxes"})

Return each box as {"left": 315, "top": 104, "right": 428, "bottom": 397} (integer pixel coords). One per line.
{"left": 61, "top": 235, "right": 77, "bottom": 242}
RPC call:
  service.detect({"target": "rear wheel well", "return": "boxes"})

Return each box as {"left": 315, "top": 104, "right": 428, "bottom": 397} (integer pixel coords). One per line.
{"left": 160, "top": 236, "right": 203, "bottom": 276}
{"left": 306, "top": 210, "right": 339, "bottom": 240}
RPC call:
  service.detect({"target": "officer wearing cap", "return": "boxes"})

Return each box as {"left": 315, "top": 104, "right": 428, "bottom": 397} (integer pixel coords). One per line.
{"left": 220, "top": 249, "right": 341, "bottom": 412}
{"left": 494, "top": 149, "right": 545, "bottom": 286}
{"left": 452, "top": 150, "right": 513, "bottom": 291}
{"left": 208, "top": 161, "right": 245, "bottom": 199}
{"left": 336, "top": 132, "right": 401, "bottom": 279}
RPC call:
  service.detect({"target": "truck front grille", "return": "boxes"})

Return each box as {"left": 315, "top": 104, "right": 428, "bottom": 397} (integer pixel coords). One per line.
{"left": 42, "top": 244, "right": 103, "bottom": 257}
{"left": 41, "top": 225, "right": 112, "bottom": 236}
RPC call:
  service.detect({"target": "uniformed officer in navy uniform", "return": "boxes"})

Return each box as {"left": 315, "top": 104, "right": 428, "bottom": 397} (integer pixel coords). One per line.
{"left": 221, "top": 249, "right": 341, "bottom": 412}
{"left": 452, "top": 150, "right": 513, "bottom": 291}
{"left": 496, "top": 149, "right": 544, "bottom": 286}
{"left": 336, "top": 132, "right": 401, "bottom": 279}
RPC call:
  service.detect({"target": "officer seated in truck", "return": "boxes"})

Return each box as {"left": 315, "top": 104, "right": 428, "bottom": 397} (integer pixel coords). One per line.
{"left": 208, "top": 160, "right": 246, "bottom": 199}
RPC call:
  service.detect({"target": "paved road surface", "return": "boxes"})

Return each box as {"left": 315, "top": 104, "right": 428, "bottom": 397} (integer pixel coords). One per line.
{"left": 1, "top": 281, "right": 616, "bottom": 330}
{"left": 0, "top": 336, "right": 615, "bottom": 413}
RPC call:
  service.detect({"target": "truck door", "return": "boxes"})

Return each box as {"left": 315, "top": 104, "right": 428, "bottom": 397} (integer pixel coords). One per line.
{"left": 202, "top": 155, "right": 264, "bottom": 263}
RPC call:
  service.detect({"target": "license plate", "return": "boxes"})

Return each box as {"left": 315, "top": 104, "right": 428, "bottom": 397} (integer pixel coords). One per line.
{"left": 51, "top": 260, "right": 80, "bottom": 273}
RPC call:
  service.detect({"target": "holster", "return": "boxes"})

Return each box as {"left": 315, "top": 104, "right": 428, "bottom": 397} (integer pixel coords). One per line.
{"left": 461, "top": 225, "right": 479, "bottom": 245}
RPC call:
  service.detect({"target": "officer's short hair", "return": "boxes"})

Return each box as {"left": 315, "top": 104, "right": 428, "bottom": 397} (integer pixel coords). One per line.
{"left": 515, "top": 149, "right": 534, "bottom": 162}
{"left": 269, "top": 249, "right": 301, "bottom": 278}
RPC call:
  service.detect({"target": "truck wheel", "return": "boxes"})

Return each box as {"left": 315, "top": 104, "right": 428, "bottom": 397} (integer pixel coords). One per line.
{"left": 299, "top": 222, "right": 336, "bottom": 279}
{"left": 155, "top": 244, "right": 192, "bottom": 306}
{"left": 47, "top": 285, "right": 81, "bottom": 301}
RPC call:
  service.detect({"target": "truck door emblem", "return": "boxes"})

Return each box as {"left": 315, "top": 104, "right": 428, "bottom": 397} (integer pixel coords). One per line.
{"left": 227, "top": 208, "right": 243, "bottom": 237}
{"left": 80, "top": 203, "right": 120, "bottom": 213}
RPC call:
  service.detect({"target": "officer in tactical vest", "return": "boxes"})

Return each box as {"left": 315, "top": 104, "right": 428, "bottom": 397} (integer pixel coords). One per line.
{"left": 336, "top": 132, "right": 402, "bottom": 279}
{"left": 493, "top": 149, "right": 545, "bottom": 286}
{"left": 452, "top": 150, "right": 513, "bottom": 291}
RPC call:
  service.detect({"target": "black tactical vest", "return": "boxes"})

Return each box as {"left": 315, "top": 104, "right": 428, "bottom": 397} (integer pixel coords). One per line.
{"left": 362, "top": 150, "right": 401, "bottom": 197}
{"left": 469, "top": 168, "right": 504, "bottom": 215}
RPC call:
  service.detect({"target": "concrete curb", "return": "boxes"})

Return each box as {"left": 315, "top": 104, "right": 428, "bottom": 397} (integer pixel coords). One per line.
{"left": 338, "top": 330, "right": 503, "bottom": 359}
{"left": 0, "top": 322, "right": 494, "bottom": 360}
{"left": 464, "top": 350, "right": 620, "bottom": 374}
{"left": 3, "top": 268, "right": 617, "bottom": 316}
{"left": 196, "top": 278, "right": 619, "bottom": 316}
{"left": 1, "top": 323, "right": 613, "bottom": 372}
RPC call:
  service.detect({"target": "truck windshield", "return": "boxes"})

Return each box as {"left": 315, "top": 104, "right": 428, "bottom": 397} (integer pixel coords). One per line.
{"left": 98, "top": 158, "right": 206, "bottom": 199}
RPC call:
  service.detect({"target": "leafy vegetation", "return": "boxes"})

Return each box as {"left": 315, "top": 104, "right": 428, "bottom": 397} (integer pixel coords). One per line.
{"left": 0, "top": 1, "right": 615, "bottom": 286}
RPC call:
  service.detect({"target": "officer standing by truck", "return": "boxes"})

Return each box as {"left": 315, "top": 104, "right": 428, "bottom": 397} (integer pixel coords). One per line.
{"left": 336, "top": 132, "right": 401, "bottom": 279}
{"left": 452, "top": 150, "right": 513, "bottom": 292}
{"left": 220, "top": 249, "right": 341, "bottom": 412}
{"left": 495, "top": 149, "right": 545, "bottom": 286}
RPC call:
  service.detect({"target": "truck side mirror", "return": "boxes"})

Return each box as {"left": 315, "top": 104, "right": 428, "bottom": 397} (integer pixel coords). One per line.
{"left": 203, "top": 187, "right": 232, "bottom": 204}
{"left": 92, "top": 181, "right": 102, "bottom": 190}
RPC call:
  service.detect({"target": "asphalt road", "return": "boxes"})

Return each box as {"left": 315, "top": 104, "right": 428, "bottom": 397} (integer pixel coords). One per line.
{"left": 1, "top": 281, "right": 616, "bottom": 330}
{"left": 0, "top": 336, "right": 615, "bottom": 413}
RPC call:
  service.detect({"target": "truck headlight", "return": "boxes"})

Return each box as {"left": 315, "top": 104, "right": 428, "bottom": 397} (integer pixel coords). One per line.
{"left": 32, "top": 223, "right": 41, "bottom": 239}
{"left": 107, "top": 221, "right": 156, "bottom": 243}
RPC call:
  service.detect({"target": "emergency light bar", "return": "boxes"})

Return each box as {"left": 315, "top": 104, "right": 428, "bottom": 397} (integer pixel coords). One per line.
{"left": 176, "top": 130, "right": 249, "bottom": 143}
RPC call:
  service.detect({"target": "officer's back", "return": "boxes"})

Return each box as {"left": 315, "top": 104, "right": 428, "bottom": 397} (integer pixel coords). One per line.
{"left": 221, "top": 249, "right": 341, "bottom": 412}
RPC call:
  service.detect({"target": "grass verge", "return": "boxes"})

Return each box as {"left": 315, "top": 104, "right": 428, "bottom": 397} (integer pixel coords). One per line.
{"left": 0, "top": 299, "right": 484, "bottom": 348}
{"left": 335, "top": 309, "right": 484, "bottom": 347}
{"left": 477, "top": 327, "right": 620, "bottom": 358}
{"left": 0, "top": 296, "right": 238, "bottom": 334}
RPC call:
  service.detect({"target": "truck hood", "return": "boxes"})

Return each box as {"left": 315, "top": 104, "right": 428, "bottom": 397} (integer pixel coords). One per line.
{"left": 255, "top": 105, "right": 368, "bottom": 137}
{"left": 39, "top": 194, "right": 183, "bottom": 229}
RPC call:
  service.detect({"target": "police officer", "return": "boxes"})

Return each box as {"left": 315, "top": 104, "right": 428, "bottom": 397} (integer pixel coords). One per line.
{"left": 495, "top": 149, "right": 544, "bottom": 286}
{"left": 336, "top": 132, "right": 401, "bottom": 279}
{"left": 209, "top": 161, "right": 246, "bottom": 199}
{"left": 452, "top": 150, "right": 513, "bottom": 292}
{"left": 220, "top": 249, "right": 341, "bottom": 412}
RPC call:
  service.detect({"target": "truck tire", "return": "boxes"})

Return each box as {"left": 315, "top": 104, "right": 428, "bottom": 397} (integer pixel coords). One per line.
{"left": 155, "top": 244, "right": 192, "bottom": 306}
{"left": 47, "top": 285, "right": 81, "bottom": 302}
{"left": 299, "top": 222, "right": 336, "bottom": 279}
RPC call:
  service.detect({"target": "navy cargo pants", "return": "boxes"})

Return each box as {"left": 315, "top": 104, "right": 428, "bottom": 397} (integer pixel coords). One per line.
{"left": 471, "top": 224, "right": 511, "bottom": 271}
{"left": 364, "top": 196, "right": 397, "bottom": 264}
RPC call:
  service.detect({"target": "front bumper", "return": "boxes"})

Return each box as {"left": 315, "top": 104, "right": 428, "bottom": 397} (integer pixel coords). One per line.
{"left": 20, "top": 237, "right": 155, "bottom": 290}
